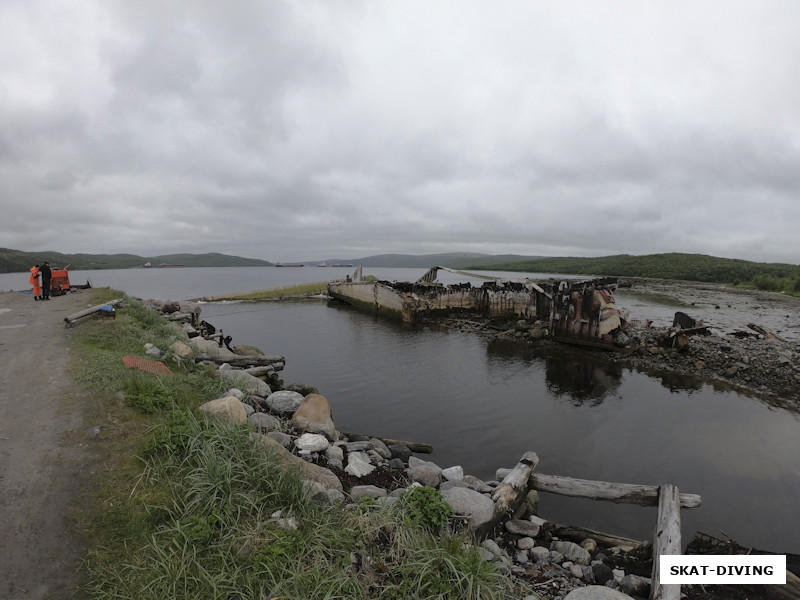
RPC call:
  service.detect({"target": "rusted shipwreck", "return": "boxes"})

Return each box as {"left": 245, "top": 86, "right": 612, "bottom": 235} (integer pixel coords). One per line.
{"left": 327, "top": 266, "right": 623, "bottom": 349}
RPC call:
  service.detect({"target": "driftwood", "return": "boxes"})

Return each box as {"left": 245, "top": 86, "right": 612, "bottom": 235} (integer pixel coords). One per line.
{"left": 748, "top": 323, "right": 787, "bottom": 343}
{"left": 491, "top": 452, "right": 539, "bottom": 519}
{"left": 205, "top": 354, "right": 285, "bottom": 368}
{"left": 64, "top": 299, "right": 124, "bottom": 327}
{"left": 378, "top": 438, "right": 433, "bottom": 454}
{"left": 531, "top": 474, "right": 702, "bottom": 508}
{"left": 650, "top": 484, "right": 682, "bottom": 600}
{"left": 549, "top": 523, "right": 643, "bottom": 552}
{"left": 764, "top": 570, "right": 800, "bottom": 600}
{"left": 243, "top": 365, "right": 276, "bottom": 377}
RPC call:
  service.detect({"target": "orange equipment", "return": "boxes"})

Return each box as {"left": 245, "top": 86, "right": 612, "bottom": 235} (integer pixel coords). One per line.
{"left": 50, "top": 268, "right": 71, "bottom": 295}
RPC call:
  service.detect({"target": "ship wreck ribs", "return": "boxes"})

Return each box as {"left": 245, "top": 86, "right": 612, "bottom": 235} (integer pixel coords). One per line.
{"left": 327, "top": 274, "right": 621, "bottom": 349}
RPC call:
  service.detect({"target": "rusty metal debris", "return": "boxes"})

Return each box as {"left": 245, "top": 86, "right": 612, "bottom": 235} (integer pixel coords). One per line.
{"left": 328, "top": 267, "right": 625, "bottom": 349}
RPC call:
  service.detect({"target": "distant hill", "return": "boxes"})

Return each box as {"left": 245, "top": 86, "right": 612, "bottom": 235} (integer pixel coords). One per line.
{"left": 0, "top": 248, "right": 272, "bottom": 273}
{"left": 463, "top": 252, "right": 800, "bottom": 290}
{"left": 316, "top": 253, "right": 545, "bottom": 268}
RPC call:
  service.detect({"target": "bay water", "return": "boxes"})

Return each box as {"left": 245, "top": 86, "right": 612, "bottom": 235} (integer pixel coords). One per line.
{"left": 3, "top": 266, "right": 798, "bottom": 553}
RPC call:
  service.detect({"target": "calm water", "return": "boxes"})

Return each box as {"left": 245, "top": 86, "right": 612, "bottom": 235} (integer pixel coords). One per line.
{"left": 4, "top": 266, "right": 799, "bottom": 553}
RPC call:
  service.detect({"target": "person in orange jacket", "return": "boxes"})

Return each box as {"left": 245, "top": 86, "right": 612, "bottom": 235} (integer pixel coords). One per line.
{"left": 29, "top": 265, "right": 41, "bottom": 300}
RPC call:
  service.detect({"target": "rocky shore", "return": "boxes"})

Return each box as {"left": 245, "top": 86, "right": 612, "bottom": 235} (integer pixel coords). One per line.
{"left": 139, "top": 293, "right": 797, "bottom": 600}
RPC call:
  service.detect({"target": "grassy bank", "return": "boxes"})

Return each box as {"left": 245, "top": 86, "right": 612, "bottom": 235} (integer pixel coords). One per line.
{"left": 205, "top": 281, "right": 333, "bottom": 301}
{"left": 70, "top": 294, "right": 532, "bottom": 599}
{"left": 466, "top": 252, "right": 800, "bottom": 296}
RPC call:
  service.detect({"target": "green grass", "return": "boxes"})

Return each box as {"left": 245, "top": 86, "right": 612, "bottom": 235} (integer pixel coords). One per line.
{"left": 210, "top": 281, "right": 333, "bottom": 301}
{"left": 465, "top": 252, "right": 800, "bottom": 296}
{"left": 69, "top": 291, "right": 533, "bottom": 600}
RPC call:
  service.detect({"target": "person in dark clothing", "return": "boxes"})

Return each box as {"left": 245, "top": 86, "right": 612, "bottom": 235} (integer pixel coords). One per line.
{"left": 39, "top": 261, "right": 52, "bottom": 300}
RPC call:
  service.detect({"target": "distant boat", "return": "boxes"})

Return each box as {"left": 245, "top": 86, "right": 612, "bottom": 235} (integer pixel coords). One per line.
{"left": 275, "top": 262, "right": 305, "bottom": 267}
{"left": 142, "top": 262, "right": 185, "bottom": 268}
{"left": 317, "top": 262, "right": 328, "bottom": 267}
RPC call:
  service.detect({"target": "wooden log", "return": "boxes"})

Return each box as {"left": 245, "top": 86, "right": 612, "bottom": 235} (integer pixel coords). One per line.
{"left": 650, "top": 484, "right": 682, "bottom": 600}
{"left": 532, "top": 473, "right": 701, "bottom": 508}
{"left": 243, "top": 365, "right": 275, "bottom": 377}
{"left": 204, "top": 354, "right": 285, "bottom": 367}
{"left": 377, "top": 438, "right": 433, "bottom": 454}
{"left": 748, "top": 323, "right": 787, "bottom": 343}
{"left": 764, "top": 570, "right": 800, "bottom": 600}
{"left": 549, "top": 523, "right": 644, "bottom": 552}
{"left": 64, "top": 299, "right": 124, "bottom": 327}
{"left": 491, "top": 452, "right": 539, "bottom": 519}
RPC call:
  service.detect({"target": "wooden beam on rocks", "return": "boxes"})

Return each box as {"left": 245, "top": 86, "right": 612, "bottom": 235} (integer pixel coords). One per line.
{"left": 531, "top": 474, "right": 701, "bottom": 508}
{"left": 378, "top": 437, "right": 433, "bottom": 454}
{"left": 491, "top": 452, "right": 539, "bottom": 522}
{"left": 549, "top": 523, "right": 644, "bottom": 552}
{"left": 650, "top": 484, "right": 682, "bottom": 600}
{"left": 64, "top": 298, "right": 124, "bottom": 327}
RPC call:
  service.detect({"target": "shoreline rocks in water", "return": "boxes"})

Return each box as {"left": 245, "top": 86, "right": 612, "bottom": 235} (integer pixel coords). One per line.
{"left": 142, "top": 293, "right": 795, "bottom": 600}
{"left": 140, "top": 297, "right": 676, "bottom": 599}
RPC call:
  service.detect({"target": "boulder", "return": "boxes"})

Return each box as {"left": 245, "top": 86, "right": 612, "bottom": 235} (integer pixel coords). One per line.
{"left": 250, "top": 433, "right": 342, "bottom": 492}
{"left": 564, "top": 586, "right": 633, "bottom": 600}
{"left": 192, "top": 337, "right": 241, "bottom": 362}
{"left": 345, "top": 452, "right": 375, "bottom": 477}
{"left": 219, "top": 369, "right": 271, "bottom": 397}
{"left": 440, "top": 487, "right": 494, "bottom": 533}
{"left": 198, "top": 396, "right": 248, "bottom": 425}
{"left": 351, "top": 485, "right": 387, "bottom": 500}
{"left": 234, "top": 344, "right": 265, "bottom": 356}
{"left": 248, "top": 412, "right": 281, "bottom": 433}
{"left": 265, "top": 390, "right": 304, "bottom": 417}
{"left": 295, "top": 433, "right": 330, "bottom": 454}
{"left": 505, "top": 518, "right": 543, "bottom": 538}
{"left": 170, "top": 341, "right": 194, "bottom": 360}
{"left": 441, "top": 465, "right": 464, "bottom": 481}
{"left": 406, "top": 456, "right": 442, "bottom": 488}
{"left": 550, "top": 540, "right": 591, "bottom": 565}
{"left": 290, "top": 393, "right": 336, "bottom": 441}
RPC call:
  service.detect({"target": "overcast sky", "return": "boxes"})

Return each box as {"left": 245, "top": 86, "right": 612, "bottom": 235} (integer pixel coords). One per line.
{"left": 2, "top": 1, "right": 799, "bottom": 263}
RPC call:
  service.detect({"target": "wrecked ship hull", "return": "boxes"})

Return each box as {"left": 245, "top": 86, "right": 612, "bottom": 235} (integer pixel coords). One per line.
{"left": 327, "top": 268, "right": 623, "bottom": 349}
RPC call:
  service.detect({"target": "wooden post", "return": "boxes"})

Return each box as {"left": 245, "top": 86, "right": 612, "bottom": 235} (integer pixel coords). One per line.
{"left": 650, "top": 484, "right": 682, "bottom": 600}
{"left": 491, "top": 452, "right": 539, "bottom": 520}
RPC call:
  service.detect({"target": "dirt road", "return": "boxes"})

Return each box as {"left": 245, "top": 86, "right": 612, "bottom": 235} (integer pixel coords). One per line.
{"left": 0, "top": 289, "right": 102, "bottom": 600}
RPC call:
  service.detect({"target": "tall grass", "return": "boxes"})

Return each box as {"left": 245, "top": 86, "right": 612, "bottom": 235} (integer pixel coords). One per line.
{"left": 71, "top": 292, "right": 534, "bottom": 600}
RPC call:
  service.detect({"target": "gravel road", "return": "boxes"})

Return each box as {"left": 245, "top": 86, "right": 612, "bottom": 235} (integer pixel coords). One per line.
{"left": 0, "top": 289, "right": 103, "bottom": 600}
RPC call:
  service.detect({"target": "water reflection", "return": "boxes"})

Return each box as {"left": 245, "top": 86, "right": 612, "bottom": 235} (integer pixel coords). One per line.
{"left": 487, "top": 340, "right": 623, "bottom": 406}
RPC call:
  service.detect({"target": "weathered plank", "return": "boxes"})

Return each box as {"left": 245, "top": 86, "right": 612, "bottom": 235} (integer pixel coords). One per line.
{"left": 378, "top": 438, "right": 433, "bottom": 454}
{"left": 650, "top": 484, "right": 682, "bottom": 600}
{"left": 492, "top": 452, "right": 539, "bottom": 519}
{"left": 64, "top": 298, "right": 124, "bottom": 327}
{"left": 549, "top": 523, "right": 644, "bottom": 552}
{"left": 531, "top": 473, "right": 701, "bottom": 508}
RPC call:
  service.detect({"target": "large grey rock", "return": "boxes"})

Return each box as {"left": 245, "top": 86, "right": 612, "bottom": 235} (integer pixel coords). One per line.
{"left": 564, "top": 586, "right": 633, "bottom": 600}
{"left": 550, "top": 540, "right": 591, "bottom": 565}
{"left": 219, "top": 369, "right": 271, "bottom": 397}
{"left": 199, "top": 396, "right": 247, "bottom": 424}
{"left": 351, "top": 485, "right": 387, "bottom": 500}
{"left": 440, "top": 487, "right": 494, "bottom": 532}
{"left": 170, "top": 341, "right": 194, "bottom": 360}
{"left": 290, "top": 393, "right": 336, "bottom": 441}
{"left": 266, "top": 431, "right": 293, "bottom": 448}
{"left": 295, "top": 433, "right": 330, "bottom": 454}
{"left": 192, "top": 337, "right": 241, "bottom": 362}
{"left": 265, "top": 390, "right": 304, "bottom": 417}
{"left": 441, "top": 465, "right": 464, "bottom": 481}
{"left": 250, "top": 433, "right": 342, "bottom": 492}
{"left": 505, "top": 518, "right": 543, "bottom": 538}
{"left": 619, "top": 574, "right": 650, "bottom": 597}
{"left": 406, "top": 456, "right": 442, "bottom": 488}
{"left": 345, "top": 452, "right": 375, "bottom": 477}
{"left": 248, "top": 412, "right": 281, "bottom": 433}
{"left": 369, "top": 437, "right": 392, "bottom": 459}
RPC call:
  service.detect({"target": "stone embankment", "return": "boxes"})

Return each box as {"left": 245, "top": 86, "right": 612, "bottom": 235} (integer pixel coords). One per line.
{"left": 139, "top": 298, "right": 666, "bottom": 600}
